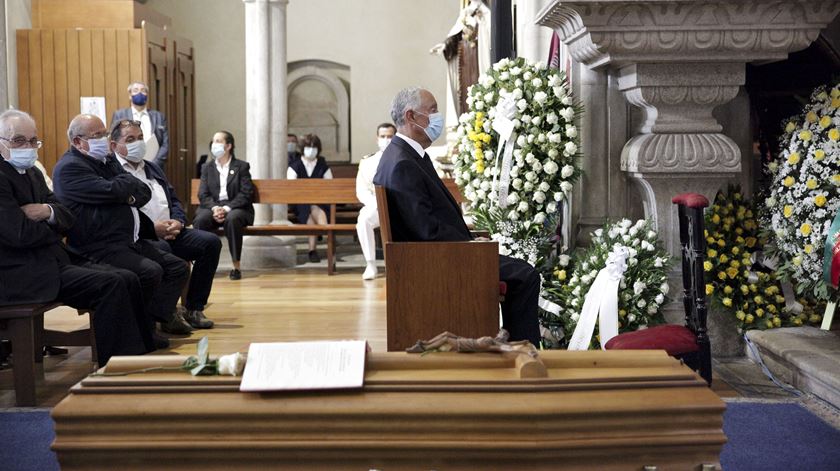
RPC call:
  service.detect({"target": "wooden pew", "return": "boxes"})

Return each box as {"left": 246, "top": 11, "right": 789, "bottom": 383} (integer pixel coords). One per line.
{"left": 190, "top": 179, "right": 360, "bottom": 274}
{"left": 0, "top": 302, "right": 61, "bottom": 406}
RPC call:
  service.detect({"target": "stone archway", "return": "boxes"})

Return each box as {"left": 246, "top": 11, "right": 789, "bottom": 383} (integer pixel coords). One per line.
{"left": 287, "top": 62, "right": 350, "bottom": 162}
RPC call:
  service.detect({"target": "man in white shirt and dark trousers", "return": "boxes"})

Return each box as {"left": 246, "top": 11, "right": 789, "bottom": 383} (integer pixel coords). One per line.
{"left": 111, "top": 81, "right": 170, "bottom": 168}
{"left": 355, "top": 123, "right": 395, "bottom": 280}
{"left": 112, "top": 119, "right": 221, "bottom": 330}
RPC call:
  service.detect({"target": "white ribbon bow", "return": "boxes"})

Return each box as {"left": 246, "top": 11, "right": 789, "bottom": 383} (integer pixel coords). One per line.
{"left": 492, "top": 95, "right": 518, "bottom": 209}
{"left": 567, "top": 246, "right": 630, "bottom": 350}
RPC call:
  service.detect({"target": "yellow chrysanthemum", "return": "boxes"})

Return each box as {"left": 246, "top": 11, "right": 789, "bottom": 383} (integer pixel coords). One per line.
{"left": 783, "top": 205, "right": 793, "bottom": 217}
{"left": 785, "top": 122, "right": 796, "bottom": 133}
{"left": 783, "top": 176, "right": 795, "bottom": 187}
{"left": 723, "top": 286, "right": 734, "bottom": 294}
{"left": 745, "top": 314, "right": 754, "bottom": 324}
{"left": 806, "top": 111, "right": 818, "bottom": 123}
{"left": 717, "top": 271, "right": 727, "bottom": 281}
{"left": 787, "top": 152, "right": 800, "bottom": 165}
{"left": 833, "top": 98, "right": 840, "bottom": 109}
{"left": 557, "top": 270, "right": 566, "bottom": 281}
{"left": 740, "top": 285, "right": 749, "bottom": 295}
{"left": 804, "top": 244, "right": 814, "bottom": 254}
{"left": 756, "top": 308, "right": 765, "bottom": 317}
{"left": 832, "top": 88, "right": 840, "bottom": 98}
{"left": 705, "top": 284, "right": 714, "bottom": 296}
{"left": 773, "top": 317, "right": 782, "bottom": 327}
{"left": 800, "top": 223, "right": 812, "bottom": 236}
{"left": 832, "top": 175, "right": 840, "bottom": 185}
{"left": 722, "top": 297, "right": 733, "bottom": 307}
{"left": 815, "top": 149, "right": 826, "bottom": 160}
{"left": 732, "top": 247, "right": 740, "bottom": 256}
{"left": 745, "top": 237, "right": 757, "bottom": 248}
{"left": 707, "top": 249, "right": 718, "bottom": 258}
{"left": 719, "top": 254, "right": 729, "bottom": 264}
{"left": 793, "top": 256, "right": 802, "bottom": 266}
{"left": 830, "top": 128, "right": 840, "bottom": 141}
{"left": 711, "top": 214, "right": 721, "bottom": 224}
{"left": 726, "top": 267, "right": 739, "bottom": 279}
{"left": 703, "top": 261, "right": 713, "bottom": 272}
{"left": 799, "top": 130, "right": 813, "bottom": 141}
{"left": 815, "top": 194, "right": 827, "bottom": 207}
{"left": 736, "top": 311, "right": 746, "bottom": 321}
{"left": 820, "top": 116, "right": 832, "bottom": 128}
{"left": 806, "top": 179, "right": 818, "bottom": 190}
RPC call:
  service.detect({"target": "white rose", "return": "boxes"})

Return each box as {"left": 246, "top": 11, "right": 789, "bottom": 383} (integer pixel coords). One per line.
{"left": 217, "top": 352, "right": 247, "bottom": 376}
{"left": 565, "top": 125, "right": 578, "bottom": 138}
{"left": 534, "top": 212, "right": 546, "bottom": 224}
{"left": 559, "top": 254, "right": 570, "bottom": 266}
{"left": 499, "top": 71, "right": 510, "bottom": 81}
{"left": 549, "top": 133, "right": 562, "bottom": 143}
{"left": 518, "top": 201, "right": 529, "bottom": 212}
{"left": 548, "top": 148, "right": 559, "bottom": 158}
{"left": 532, "top": 161, "right": 542, "bottom": 173}
{"left": 475, "top": 101, "right": 485, "bottom": 110}
{"left": 480, "top": 181, "right": 490, "bottom": 191}
{"left": 654, "top": 257, "right": 664, "bottom": 268}
{"left": 513, "top": 88, "right": 524, "bottom": 100}
{"left": 508, "top": 210, "right": 519, "bottom": 221}
{"left": 531, "top": 116, "right": 542, "bottom": 125}
{"left": 512, "top": 178, "right": 523, "bottom": 190}
{"left": 636, "top": 299, "right": 647, "bottom": 308}
{"left": 534, "top": 91, "right": 548, "bottom": 105}
{"left": 564, "top": 141, "right": 578, "bottom": 155}
{"left": 525, "top": 171, "right": 537, "bottom": 182}
{"left": 660, "top": 282, "right": 669, "bottom": 294}
{"left": 510, "top": 66, "right": 522, "bottom": 76}
{"left": 534, "top": 191, "right": 546, "bottom": 203}
{"left": 546, "top": 113, "right": 558, "bottom": 124}
{"left": 507, "top": 192, "right": 519, "bottom": 203}
{"left": 523, "top": 181, "right": 534, "bottom": 192}
{"left": 538, "top": 182, "right": 550, "bottom": 192}
{"left": 516, "top": 135, "right": 526, "bottom": 146}
{"left": 560, "top": 107, "right": 575, "bottom": 121}
{"left": 561, "top": 96, "right": 573, "bottom": 105}
{"left": 553, "top": 86, "right": 565, "bottom": 98}
{"left": 647, "top": 305, "right": 658, "bottom": 315}
{"left": 543, "top": 161, "right": 558, "bottom": 175}
{"left": 560, "top": 181, "right": 573, "bottom": 192}
{"left": 525, "top": 153, "right": 536, "bottom": 164}
{"left": 547, "top": 202, "right": 557, "bottom": 213}
{"left": 633, "top": 281, "right": 647, "bottom": 295}
{"left": 531, "top": 78, "right": 543, "bottom": 88}
{"left": 523, "top": 71, "right": 533, "bottom": 80}
{"left": 655, "top": 293, "right": 665, "bottom": 305}
{"left": 646, "top": 230, "right": 656, "bottom": 239}
{"left": 561, "top": 165, "right": 574, "bottom": 178}
{"left": 515, "top": 79, "right": 523, "bottom": 87}
{"left": 517, "top": 99, "right": 528, "bottom": 111}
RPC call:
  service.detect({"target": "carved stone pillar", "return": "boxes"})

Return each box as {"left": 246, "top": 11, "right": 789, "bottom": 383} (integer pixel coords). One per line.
{"left": 269, "top": 0, "right": 289, "bottom": 223}
{"left": 537, "top": 0, "right": 840, "bottom": 256}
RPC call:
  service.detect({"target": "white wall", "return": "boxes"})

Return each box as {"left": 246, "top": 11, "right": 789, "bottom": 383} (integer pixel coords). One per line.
{"left": 5, "top": 0, "right": 32, "bottom": 109}
{"left": 148, "top": 0, "right": 458, "bottom": 163}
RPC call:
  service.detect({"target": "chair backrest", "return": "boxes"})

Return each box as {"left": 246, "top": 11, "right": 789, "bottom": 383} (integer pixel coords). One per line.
{"left": 672, "top": 192, "right": 711, "bottom": 384}
{"left": 375, "top": 185, "right": 393, "bottom": 244}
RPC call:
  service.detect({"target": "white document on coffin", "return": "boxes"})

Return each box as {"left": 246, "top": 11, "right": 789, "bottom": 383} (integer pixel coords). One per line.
{"left": 240, "top": 340, "right": 367, "bottom": 392}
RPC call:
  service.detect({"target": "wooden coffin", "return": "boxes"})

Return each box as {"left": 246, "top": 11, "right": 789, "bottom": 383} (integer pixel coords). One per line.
{"left": 51, "top": 350, "right": 726, "bottom": 470}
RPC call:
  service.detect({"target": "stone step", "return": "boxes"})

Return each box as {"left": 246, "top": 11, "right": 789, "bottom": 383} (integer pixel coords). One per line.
{"left": 746, "top": 327, "right": 840, "bottom": 410}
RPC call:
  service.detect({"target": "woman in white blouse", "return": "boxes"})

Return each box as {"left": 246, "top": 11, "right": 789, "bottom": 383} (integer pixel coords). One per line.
{"left": 287, "top": 133, "right": 332, "bottom": 263}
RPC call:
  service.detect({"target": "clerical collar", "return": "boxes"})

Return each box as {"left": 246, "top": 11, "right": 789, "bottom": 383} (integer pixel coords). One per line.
{"left": 395, "top": 132, "right": 425, "bottom": 158}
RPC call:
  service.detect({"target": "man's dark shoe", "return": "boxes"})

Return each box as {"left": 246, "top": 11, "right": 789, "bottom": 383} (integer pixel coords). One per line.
{"left": 229, "top": 269, "right": 242, "bottom": 280}
{"left": 159, "top": 309, "right": 194, "bottom": 335}
{"left": 152, "top": 334, "right": 170, "bottom": 349}
{"left": 184, "top": 309, "right": 214, "bottom": 329}
{"left": 308, "top": 250, "right": 320, "bottom": 263}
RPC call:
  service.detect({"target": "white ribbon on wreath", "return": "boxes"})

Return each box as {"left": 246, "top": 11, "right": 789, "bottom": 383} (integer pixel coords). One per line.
{"left": 491, "top": 94, "right": 518, "bottom": 209}
{"left": 567, "top": 246, "right": 631, "bottom": 350}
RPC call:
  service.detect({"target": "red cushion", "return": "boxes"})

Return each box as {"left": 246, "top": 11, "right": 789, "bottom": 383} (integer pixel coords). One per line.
{"left": 671, "top": 193, "right": 709, "bottom": 209}
{"left": 604, "top": 324, "right": 700, "bottom": 356}
{"left": 499, "top": 281, "right": 508, "bottom": 296}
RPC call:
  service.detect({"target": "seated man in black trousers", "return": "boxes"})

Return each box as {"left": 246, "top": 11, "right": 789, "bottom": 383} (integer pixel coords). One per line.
{"left": 110, "top": 118, "right": 221, "bottom": 329}
{"left": 53, "top": 114, "right": 192, "bottom": 340}
{"left": 0, "top": 109, "right": 153, "bottom": 364}
{"left": 374, "top": 87, "right": 541, "bottom": 346}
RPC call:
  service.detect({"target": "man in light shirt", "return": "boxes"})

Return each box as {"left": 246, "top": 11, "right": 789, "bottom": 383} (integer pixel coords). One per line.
{"left": 111, "top": 82, "right": 169, "bottom": 168}
{"left": 111, "top": 119, "right": 221, "bottom": 330}
{"left": 355, "top": 123, "right": 395, "bottom": 280}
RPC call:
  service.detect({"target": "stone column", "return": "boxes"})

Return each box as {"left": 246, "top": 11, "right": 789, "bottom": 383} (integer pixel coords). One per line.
{"left": 537, "top": 0, "right": 840, "bottom": 257}
{"left": 0, "top": 2, "right": 8, "bottom": 111}
{"left": 269, "top": 0, "right": 289, "bottom": 223}
{"left": 243, "top": 0, "right": 271, "bottom": 225}
{"left": 515, "top": 0, "right": 551, "bottom": 63}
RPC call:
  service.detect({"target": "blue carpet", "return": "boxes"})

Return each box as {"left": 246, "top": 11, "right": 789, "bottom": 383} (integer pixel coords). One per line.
{"left": 0, "top": 410, "right": 59, "bottom": 471}
{"left": 1, "top": 402, "right": 839, "bottom": 470}
{"left": 721, "top": 402, "right": 840, "bottom": 471}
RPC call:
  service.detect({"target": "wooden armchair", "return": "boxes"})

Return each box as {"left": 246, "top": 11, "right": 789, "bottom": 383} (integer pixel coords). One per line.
{"left": 605, "top": 193, "right": 712, "bottom": 385}
{"left": 375, "top": 186, "right": 501, "bottom": 351}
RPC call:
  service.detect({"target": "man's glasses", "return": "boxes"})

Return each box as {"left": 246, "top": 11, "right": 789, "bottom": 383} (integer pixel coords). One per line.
{"left": 0, "top": 136, "right": 43, "bottom": 149}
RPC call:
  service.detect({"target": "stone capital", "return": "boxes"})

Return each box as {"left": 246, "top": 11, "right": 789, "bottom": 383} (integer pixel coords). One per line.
{"left": 537, "top": 0, "right": 840, "bottom": 69}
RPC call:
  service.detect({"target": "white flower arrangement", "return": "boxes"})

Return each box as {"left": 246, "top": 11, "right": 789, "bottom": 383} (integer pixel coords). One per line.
{"left": 764, "top": 83, "right": 840, "bottom": 301}
{"left": 454, "top": 57, "right": 581, "bottom": 255}
{"left": 540, "top": 219, "right": 672, "bottom": 347}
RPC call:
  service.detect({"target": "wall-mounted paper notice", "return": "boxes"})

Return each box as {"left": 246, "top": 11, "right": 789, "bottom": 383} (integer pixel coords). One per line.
{"left": 240, "top": 340, "right": 367, "bottom": 392}
{"left": 80, "top": 97, "right": 107, "bottom": 127}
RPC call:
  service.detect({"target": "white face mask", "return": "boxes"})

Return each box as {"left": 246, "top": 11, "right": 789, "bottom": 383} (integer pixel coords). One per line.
{"left": 85, "top": 137, "right": 110, "bottom": 160}
{"left": 6, "top": 147, "right": 38, "bottom": 170}
{"left": 303, "top": 146, "right": 318, "bottom": 160}
{"left": 122, "top": 140, "right": 146, "bottom": 163}
{"left": 211, "top": 142, "right": 226, "bottom": 158}
{"left": 377, "top": 137, "right": 391, "bottom": 152}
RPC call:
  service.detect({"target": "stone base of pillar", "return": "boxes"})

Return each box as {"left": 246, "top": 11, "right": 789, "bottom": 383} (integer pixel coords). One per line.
{"left": 241, "top": 235, "right": 297, "bottom": 269}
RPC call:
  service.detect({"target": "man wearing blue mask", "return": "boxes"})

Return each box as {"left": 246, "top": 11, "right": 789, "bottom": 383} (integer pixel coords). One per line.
{"left": 111, "top": 82, "right": 169, "bottom": 168}
{"left": 54, "top": 114, "right": 192, "bottom": 343}
{"left": 0, "top": 110, "right": 154, "bottom": 366}
{"left": 373, "top": 87, "right": 540, "bottom": 346}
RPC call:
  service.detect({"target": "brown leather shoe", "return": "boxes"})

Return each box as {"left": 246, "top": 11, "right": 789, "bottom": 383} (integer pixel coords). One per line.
{"left": 184, "top": 309, "right": 214, "bottom": 329}
{"left": 159, "top": 309, "right": 194, "bottom": 335}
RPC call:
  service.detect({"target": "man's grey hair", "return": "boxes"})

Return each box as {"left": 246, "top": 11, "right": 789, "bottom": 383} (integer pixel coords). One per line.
{"left": 390, "top": 87, "right": 423, "bottom": 127}
{"left": 66, "top": 114, "right": 100, "bottom": 143}
{"left": 127, "top": 81, "right": 147, "bottom": 93}
{"left": 0, "top": 109, "right": 35, "bottom": 138}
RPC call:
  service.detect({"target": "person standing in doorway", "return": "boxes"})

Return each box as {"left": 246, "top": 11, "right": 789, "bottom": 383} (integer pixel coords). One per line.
{"left": 111, "top": 82, "right": 170, "bottom": 168}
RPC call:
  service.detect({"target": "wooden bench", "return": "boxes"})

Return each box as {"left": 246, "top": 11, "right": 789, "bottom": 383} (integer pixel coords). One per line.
{"left": 190, "top": 179, "right": 360, "bottom": 275}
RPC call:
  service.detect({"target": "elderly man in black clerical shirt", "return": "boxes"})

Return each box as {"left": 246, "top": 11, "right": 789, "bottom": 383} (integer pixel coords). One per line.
{"left": 373, "top": 87, "right": 541, "bottom": 346}
{"left": 111, "top": 118, "right": 221, "bottom": 330}
{"left": 0, "top": 110, "right": 153, "bottom": 364}
{"left": 53, "top": 114, "right": 192, "bottom": 341}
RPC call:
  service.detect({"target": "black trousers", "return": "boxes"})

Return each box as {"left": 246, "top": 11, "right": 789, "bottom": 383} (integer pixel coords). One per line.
{"left": 87, "top": 240, "right": 189, "bottom": 330}
{"left": 150, "top": 228, "right": 222, "bottom": 311}
{"left": 193, "top": 207, "right": 253, "bottom": 262}
{"left": 499, "top": 254, "right": 541, "bottom": 346}
{"left": 57, "top": 262, "right": 153, "bottom": 365}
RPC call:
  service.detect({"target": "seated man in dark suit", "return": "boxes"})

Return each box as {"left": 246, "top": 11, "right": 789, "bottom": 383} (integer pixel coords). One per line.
{"left": 53, "top": 114, "right": 192, "bottom": 338}
{"left": 373, "top": 87, "right": 540, "bottom": 346}
{"left": 111, "top": 119, "right": 221, "bottom": 329}
{"left": 0, "top": 110, "right": 153, "bottom": 364}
